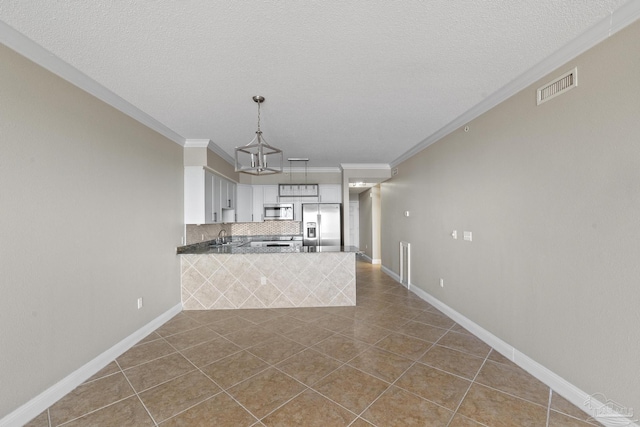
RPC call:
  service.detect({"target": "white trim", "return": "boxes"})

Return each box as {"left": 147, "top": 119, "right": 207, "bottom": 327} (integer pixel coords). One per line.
{"left": 0, "top": 304, "right": 182, "bottom": 427}
{"left": 371, "top": 258, "right": 381, "bottom": 265}
{"left": 390, "top": 4, "right": 640, "bottom": 168}
{"left": 184, "top": 139, "right": 211, "bottom": 148}
{"left": 0, "top": 21, "right": 186, "bottom": 148}
{"left": 340, "top": 163, "right": 391, "bottom": 171}
{"left": 379, "top": 266, "right": 639, "bottom": 427}
{"left": 284, "top": 166, "right": 342, "bottom": 174}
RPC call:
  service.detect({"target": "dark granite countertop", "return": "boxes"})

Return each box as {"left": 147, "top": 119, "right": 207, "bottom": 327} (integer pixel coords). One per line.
{"left": 177, "top": 237, "right": 358, "bottom": 255}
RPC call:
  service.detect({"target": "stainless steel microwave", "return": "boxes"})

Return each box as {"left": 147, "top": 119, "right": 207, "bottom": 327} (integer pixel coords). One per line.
{"left": 264, "top": 203, "right": 294, "bottom": 220}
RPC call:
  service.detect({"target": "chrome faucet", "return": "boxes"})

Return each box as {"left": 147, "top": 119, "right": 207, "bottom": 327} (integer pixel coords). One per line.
{"left": 217, "top": 228, "right": 228, "bottom": 244}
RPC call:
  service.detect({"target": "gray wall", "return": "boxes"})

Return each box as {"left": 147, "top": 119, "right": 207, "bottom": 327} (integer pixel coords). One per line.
{"left": 0, "top": 44, "right": 183, "bottom": 417}
{"left": 381, "top": 21, "right": 640, "bottom": 412}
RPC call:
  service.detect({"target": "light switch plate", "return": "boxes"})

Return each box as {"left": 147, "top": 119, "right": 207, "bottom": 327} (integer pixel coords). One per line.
{"left": 464, "top": 231, "right": 472, "bottom": 241}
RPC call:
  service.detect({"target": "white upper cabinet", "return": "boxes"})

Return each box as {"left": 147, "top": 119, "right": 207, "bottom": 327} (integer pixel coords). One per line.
{"left": 184, "top": 167, "right": 239, "bottom": 224}
{"left": 263, "top": 185, "right": 279, "bottom": 204}
{"left": 184, "top": 167, "right": 216, "bottom": 224}
{"left": 319, "top": 184, "right": 342, "bottom": 203}
{"left": 236, "top": 184, "right": 253, "bottom": 223}
{"left": 252, "top": 185, "right": 264, "bottom": 222}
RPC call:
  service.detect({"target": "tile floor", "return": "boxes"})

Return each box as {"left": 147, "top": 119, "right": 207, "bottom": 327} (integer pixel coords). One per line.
{"left": 26, "top": 259, "right": 603, "bottom": 426}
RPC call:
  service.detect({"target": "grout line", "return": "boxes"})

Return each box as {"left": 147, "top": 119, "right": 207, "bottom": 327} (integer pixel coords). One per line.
{"left": 115, "top": 359, "right": 159, "bottom": 427}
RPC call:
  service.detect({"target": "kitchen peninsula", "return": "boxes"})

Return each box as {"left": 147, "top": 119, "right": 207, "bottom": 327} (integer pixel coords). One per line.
{"left": 177, "top": 238, "right": 357, "bottom": 310}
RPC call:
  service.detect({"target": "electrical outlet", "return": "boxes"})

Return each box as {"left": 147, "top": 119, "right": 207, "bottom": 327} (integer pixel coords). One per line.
{"left": 261, "top": 276, "right": 267, "bottom": 285}
{"left": 137, "top": 297, "right": 143, "bottom": 309}
{"left": 440, "top": 278, "right": 444, "bottom": 288}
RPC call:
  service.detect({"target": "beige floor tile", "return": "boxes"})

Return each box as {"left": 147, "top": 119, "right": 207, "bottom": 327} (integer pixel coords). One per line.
{"left": 234, "top": 308, "right": 283, "bottom": 324}
{"left": 247, "top": 335, "right": 306, "bottom": 365}
{"left": 548, "top": 410, "right": 606, "bottom": 427}
{"left": 49, "top": 372, "right": 134, "bottom": 426}
{"left": 349, "top": 418, "right": 375, "bottom": 426}
{"left": 550, "top": 391, "right": 598, "bottom": 423}
{"left": 259, "top": 315, "right": 308, "bottom": 334}
{"left": 487, "top": 348, "right": 516, "bottom": 366}
{"left": 274, "top": 307, "right": 330, "bottom": 322}
{"left": 207, "top": 316, "right": 256, "bottom": 335}
{"left": 366, "top": 314, "right": 410, "bottom": 331}
{"left": 337, "top": 321, "right": 391, "bottom": 345}
{"left": 84, "top": 361, "right": 120, "bottom": 383}
{"left": 227, "top": 368, "right": 306, "bottom": 419}
{"left": 138, "top": 370, "right": 221, "bottom": 423}
{"left": 312, "top": 314, "right": 358, "bottom": 332}
{"left": 457, "top": 383, "right": 547, "bottom": 427}
{"left": 200, "top": 350, "right": 269, "bottom": 389}
{"left": 159, "top": 392, "right": 257, "bottom": 427}
{"left": 163, "top": 325, "right": 220, "bottom": 350}
{"left": 123, "top": 352, "right": 196, "bottom": 392}
{"left": 116, "top": 339, "right": 176, "bottom": 370}
{"left": 419, "top": 344, "right": 485, "bottom": 380}
{"left": 361, "top": 386, "right": 453, "bottom": 426}
{"left": 373, "top": 331, "right": 433, "bottom": 360}
{"left": 59, "top": 395, "right": 154, "bottom": 427}
{"left": 279, "top": 324, "right": 336, "bottom": 346}
{"left": 347, "top": 347, "right": 413, "bottom": 383}
{"left": 23, "top": 410, "right": 49, "bottom": 427}
{"left": 224, "top": 324, "right": 279, "bottom": 349}
{"left": 312, "top": 365, "right": 389, "bottom": 414}
{"left": 411, "top": 310, "right": 456, "bottom": 329}
{"left": 395, "top": 363, "right": 471, "bottom": 410}
{"left": 182, "top": 309, "right": 237, "bottom": 325}
{"left": 450, "top": 324, "right": 474, "bottom": 336}
{"left": 312, "top": 334, "right": 371, "bottom": 362}
{"left": 394, "top": 320, "right": 448, "bottom": 342}
{"left": 437, "top": 331, "right": 492, "bottom": 358}
{"left": 262, "top": 389, "right": 357, "bottom": 427}
{"left": 276, "top": 348, "right": 342, "bottom": 386}
{"left": 474, "top": 360, "right": 550, "bottom": 406}
{"left": 448, "top": 413, "right": 486, "bottom": 426}
{"left": 133, "top": 331, "right": 163, "bottom": 346}
{"left": 180, "top": 336, "right": 242, "bottom": 367}
{"left": 154, "top": 314, "right": 203, "bottom": 337}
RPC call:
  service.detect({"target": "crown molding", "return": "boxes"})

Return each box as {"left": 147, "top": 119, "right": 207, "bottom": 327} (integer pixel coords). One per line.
{"left": 205, "top": 141, "right": 236, "bottom": 165}
{"left": 391, "top": 4, "right": 640, "bottom": 168}
{"left": 0, "top": 21, "right": 186, "bottom": 147}
{"left": 183, "top": 139, "right": 210, "bottom": 148}
{"left": 340, "top": 163, "right": 391, "bottom": 171}
{"left": 284, "top": 167, "right": 342, "bottom": 174}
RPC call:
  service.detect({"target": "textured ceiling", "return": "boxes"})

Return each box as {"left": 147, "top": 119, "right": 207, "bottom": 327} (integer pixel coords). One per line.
{"left": 0, "top": 1, "right": 633, "bottom": 168}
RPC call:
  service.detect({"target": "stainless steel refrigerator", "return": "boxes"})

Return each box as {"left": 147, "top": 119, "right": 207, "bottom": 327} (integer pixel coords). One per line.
{"left": 302, "top": 203, "right": 342, "bottom": 247}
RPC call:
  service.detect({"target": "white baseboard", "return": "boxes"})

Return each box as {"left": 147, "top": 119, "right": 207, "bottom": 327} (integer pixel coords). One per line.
{"left": 0, "top": 303, "right": 182, "bottom": 427}
{"left": 359, "top": 253, "right": 373, "bottom": 264}
{"left": 380, "top": 265, "right": 639, "bottom": 427}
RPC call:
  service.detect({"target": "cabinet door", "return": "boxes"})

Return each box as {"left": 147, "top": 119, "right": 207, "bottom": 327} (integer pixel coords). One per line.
{"left": 221, "top": 179, "right": 236, "bottom": 209}
{"left": 212, "top": 174, "right": 222, "bottom": 223}
{"left": 184, "top": 167, "right": 207, "bottom": 224}
{"left": 319, "top": 184, "right": 342, "bottom": 203}
{"left": 236, "top": 184, "right": 253, "bottom": 223}
{"left": 252, "top": 186, "right": 264, "bottom": 222}
{"left": 263, "top": 185, "right": 279, "bottom": 204}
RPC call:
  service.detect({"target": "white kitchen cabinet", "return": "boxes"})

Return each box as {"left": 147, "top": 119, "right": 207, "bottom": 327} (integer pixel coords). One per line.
{"left": 236, "top": 184, "right": 253, "bottom": 223}
{"left": 184, "top": 167, "right": 241, "bottom": 224}
{"left": 319, "top": 184, "right": 342, "bottom": 203}
{"left": 218, "top": 177, "right": 236, "bottom": 210}
{"left": 184, "top": 166, "right": 217, "bottom": 224}
{"left": 252, "top": 185, "right": 264, "bottom": 222}
{"left": 263, "top": 185, "right": 279, "bottom": 204}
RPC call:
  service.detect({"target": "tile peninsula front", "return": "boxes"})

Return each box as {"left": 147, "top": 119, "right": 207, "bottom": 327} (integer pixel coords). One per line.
{"left": 180, "top": 250, "right": 356, "bottom": 309}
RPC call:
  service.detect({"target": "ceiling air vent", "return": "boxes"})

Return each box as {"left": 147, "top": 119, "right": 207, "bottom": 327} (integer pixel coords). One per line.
{"left": 537, "top": 67, "right": 577, "bottom": 105}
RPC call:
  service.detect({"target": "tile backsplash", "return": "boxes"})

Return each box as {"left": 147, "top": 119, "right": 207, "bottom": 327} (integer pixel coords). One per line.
{"left": 186, "top": 221, "right": 302, "bottom": 244}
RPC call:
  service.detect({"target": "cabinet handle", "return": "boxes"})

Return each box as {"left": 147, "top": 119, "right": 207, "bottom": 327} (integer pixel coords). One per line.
{"left": 228, "top": 199, "right": 231, "bottom": 208}
{"left": 214, "top": 212, "right": 217, "bottom": 222}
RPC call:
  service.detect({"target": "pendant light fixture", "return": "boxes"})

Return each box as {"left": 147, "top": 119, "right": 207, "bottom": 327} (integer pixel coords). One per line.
{"left": 234, "top": 96, "right": 283, "bottom": 175}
